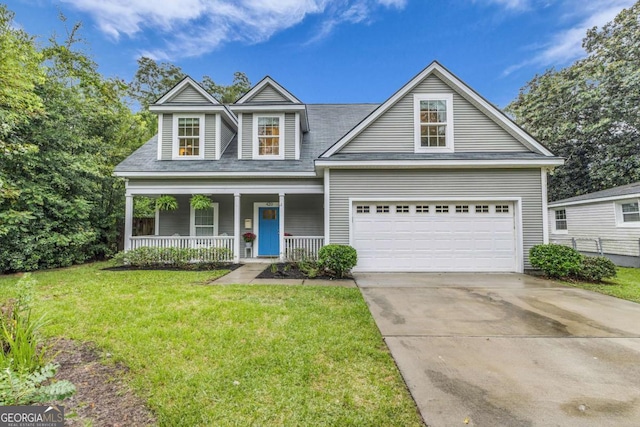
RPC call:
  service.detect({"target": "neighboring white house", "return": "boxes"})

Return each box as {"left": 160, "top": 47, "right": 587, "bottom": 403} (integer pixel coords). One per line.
{"left": 115, "top": 61, "right": 564, "bottom": 272}
{"left": 548, "top": 182, "right": 640, "bottom": 267}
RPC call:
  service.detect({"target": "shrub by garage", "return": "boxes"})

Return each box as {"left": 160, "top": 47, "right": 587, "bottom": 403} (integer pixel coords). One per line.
{"left": 318, "top": 245, "right": 358, "bottom": 279}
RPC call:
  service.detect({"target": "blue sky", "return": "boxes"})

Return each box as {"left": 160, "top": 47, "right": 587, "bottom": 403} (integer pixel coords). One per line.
{"left": 9, "top": 0, "right": 635, "bottom": 107}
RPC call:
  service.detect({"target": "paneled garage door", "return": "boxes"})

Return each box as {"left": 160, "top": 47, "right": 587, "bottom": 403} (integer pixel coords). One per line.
{"left": 352, "top": 201, "right": 517, "bottom": 272}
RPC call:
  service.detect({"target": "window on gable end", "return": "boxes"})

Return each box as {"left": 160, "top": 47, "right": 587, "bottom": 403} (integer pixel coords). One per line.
{"left": 253, "top": 114, "right": 285, "bottom": 159}
{"left": 414, "top": 93, "right": 454, "bottom": 153}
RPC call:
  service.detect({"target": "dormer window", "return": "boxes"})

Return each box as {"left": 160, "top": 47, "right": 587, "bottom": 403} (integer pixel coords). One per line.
{"left": 414, "top": 94, "right": 454, "bottom": 153}
{"left": 253, "top": 114, "right": 285, "bottom": 159}
{"left": 173, "top": 114, "right": 205, "bottom": 159}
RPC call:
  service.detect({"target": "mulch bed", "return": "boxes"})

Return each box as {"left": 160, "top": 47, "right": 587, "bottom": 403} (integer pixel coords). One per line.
{"left": 256, "top": 262, "right": 352, "bottom": 281}
{"left": 48, "top": 339, "right": 155, "bottom": 427}
{"left": 102, "top": 263, "right": 242, "bottom": 272}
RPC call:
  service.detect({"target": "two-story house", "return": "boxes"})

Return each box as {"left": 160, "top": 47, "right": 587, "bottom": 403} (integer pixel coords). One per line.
{"left": 115, "top": 61, "right": 563, "bottom": 272}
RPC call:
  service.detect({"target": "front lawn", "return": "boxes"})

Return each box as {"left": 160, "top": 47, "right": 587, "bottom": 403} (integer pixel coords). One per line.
{"left": 565, "top": 267, "right": 640, "bottom": 303}
{"left": 0, "top": 263, "right": 422, "bottom": 426}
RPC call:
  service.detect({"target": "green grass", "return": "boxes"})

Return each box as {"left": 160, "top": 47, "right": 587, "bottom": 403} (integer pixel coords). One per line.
{"left": 565, "top": 267, "right": 640, "bottom": 303}
{"left": 0, "top": 263, "right": 422, "bottom": 426}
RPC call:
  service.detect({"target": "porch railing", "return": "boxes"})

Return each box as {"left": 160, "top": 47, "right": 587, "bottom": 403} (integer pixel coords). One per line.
{"left": 129, "top": 236, "right": 235, "bottom": 262}
{"left": 284, "top": 236, "right": 324, "bottom": 261}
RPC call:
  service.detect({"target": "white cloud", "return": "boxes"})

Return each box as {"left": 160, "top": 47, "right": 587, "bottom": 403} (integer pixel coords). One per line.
{"left": 60, "top": 0, "right": 406, "bottom": 60}
{"left": 502, "top": 0, "right": 636, "bottom": 76}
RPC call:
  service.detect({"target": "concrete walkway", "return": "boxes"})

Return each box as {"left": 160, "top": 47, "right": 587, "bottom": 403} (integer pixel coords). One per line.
{"left": 213, "top": 263, "right": 355, "bottom": 287}
{"left": 356, "top": 273, "right": 640, "bottom": 427}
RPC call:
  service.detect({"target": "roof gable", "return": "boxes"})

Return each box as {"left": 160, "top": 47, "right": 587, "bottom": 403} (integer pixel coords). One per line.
{"left": 236, "top": 76, "right": 302, "bottom": 104}
{"left": 549, "top": 181, "right": 640, "bottom": 207}
{"left": 321, "top": 61, "right": 554, "bottom": 158}
{"left": 155, "top": 76, "right": 219, "bottom": 105}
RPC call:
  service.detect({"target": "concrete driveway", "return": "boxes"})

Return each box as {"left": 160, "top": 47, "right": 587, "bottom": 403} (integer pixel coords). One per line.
{"left": 356, "top": 273, "right": 640, "bottom": 427}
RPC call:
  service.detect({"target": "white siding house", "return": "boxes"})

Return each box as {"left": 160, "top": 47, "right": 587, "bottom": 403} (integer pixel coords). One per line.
{"left": 548, "top": 182, "right": 640, "bottom": 267}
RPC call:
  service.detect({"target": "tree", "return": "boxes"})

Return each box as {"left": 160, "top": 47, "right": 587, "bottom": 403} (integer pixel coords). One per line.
{"left": 129, "top": 57, "right": 186, "bottom": 110}
{"left": 506, "top": 2, "right": 640, "bottom": 201}
{"left": 201, "top": 71, "right": 251, "bottom": 103}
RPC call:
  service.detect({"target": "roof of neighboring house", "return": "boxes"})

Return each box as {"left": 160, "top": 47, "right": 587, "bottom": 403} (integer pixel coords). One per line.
{"left": 114, "top": 104, "right": 379, "bottom": 175}
{"left": 549, "top": 181, "right": 640, "bottom": 207}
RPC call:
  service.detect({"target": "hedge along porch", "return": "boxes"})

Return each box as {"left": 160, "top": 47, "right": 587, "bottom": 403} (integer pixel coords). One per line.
{"left": 123, "top": 179, "right": 325, "bottom": 263}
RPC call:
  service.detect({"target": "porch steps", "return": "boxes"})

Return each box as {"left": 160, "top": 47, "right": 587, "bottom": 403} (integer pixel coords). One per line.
{"left": 240, "top": 257, "right": 279, "bottom": 264}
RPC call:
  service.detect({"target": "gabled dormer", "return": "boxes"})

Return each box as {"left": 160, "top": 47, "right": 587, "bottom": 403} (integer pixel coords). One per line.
{"left": 230, "top": 77, "right": 309, "bottom": 161}
{"left": 149, "top": 76, "right": 237, "bottom": 161}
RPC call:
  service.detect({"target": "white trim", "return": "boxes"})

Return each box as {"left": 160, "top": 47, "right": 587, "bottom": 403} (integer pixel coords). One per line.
{"left": 215, "top": 114, "right": 222, "bottom": 160}
{"left": 150, "top": 104, "right": 238, "bottom": 126}
{"left": 234, "top": 193, "right": 241, "bottom": 262}
{"left": 237, "top": 113, "right": 243, "bottom": 159}
{"left": 154, "top": 208, "right": 160, "bottom": 235}
{"left": 315, "top": 159, "right": 564, "bottom": 168}
{"left": 294, "top": 112, "right": 300, "bottom": 160}
{"left": 549, "top": 193, "right": 640, "bottom": 208}
{"left": 541, "top": 169, "right": 549, "bottom": 243}
{"left": 253, "top": 201, "right": 280, "bottom": 257}
{"left": 157, "top": 114, "right": 163, "bottom": 160}
{"left": 321, "top": 62, "right": 554, "bottom": 158}
{"left": 155, "top": 77, "right": 220, "bottom": 105}
{"left": 189, "top": 202, "right": 220, "bottom": 236}
{"left": 279, "top": 193, "right": 285, "bottom": 260}
{"left": 236, "top": 76, "right": 302, "bottom": 104}
{"left": 172, "top": 113, "right": 205, "bottom": 160}
{"left": 324, "top": 169, "right": 330, "bottom": 244}
{"left": 230, "top": 104, "right": 306, "bottom": 112}
{"left": 347, "top": 196, "right": 523, "bottom": 273}
{"left": 413, "top": 93, "right": 454, "bottom": 153}
{"left": 126, "top": 184, "right": 322, "bottom": 196}
{"left": 252, "top": 113, "right": 285, "bottom": 160}
{"left": 116, "top": 171, "right": 319, "bottom": 178}
{"left": 614, "top": 199, "right": 640, "bottom": 228}
{"left": 124, "top": 193, "right": 133, "bottom": 251}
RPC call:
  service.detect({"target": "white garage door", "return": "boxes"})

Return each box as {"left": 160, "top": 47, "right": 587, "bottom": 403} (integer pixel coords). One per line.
{"left": 352, "top": 202, "right": 517, "bottom": 272}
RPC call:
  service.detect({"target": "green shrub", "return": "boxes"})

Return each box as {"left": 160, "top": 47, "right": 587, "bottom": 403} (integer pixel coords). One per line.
{"left": 0, "top": 363, "right": 76, "bottom": 405}
{"left": 529, "top": 244, "right": 582, "bottom": 278}
{"left": 575, "top": 256, "right": 617, "bottom": 282}
{"left": 112, "top": 246, "right": 233, "bottom": 268}
{"left": 318, "top": 245, "right": 357, "bottom": 279}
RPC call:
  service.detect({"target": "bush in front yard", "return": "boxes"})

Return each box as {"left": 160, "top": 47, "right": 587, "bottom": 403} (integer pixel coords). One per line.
{"left": 529, "top": 244, "right": 582, "bottom": 278}
{"left": 575, "top": 256, "right": 617, "bottom": 282}
{"left": 112, "top": 247, "right": 233, "bottom": 268}
{"left": 318, "top": 245, "right": 357, "bottom": 278}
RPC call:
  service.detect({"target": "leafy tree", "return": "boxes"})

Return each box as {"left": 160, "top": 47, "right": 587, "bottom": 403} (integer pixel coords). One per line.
{"left": 129, "top": 57, "right": 186, "bottom": 110}
{"left": 507, "top": 2, "right": 640, "bottom": 201}
{"left": 201, "top": 71, "right": 251, "bottom": 103}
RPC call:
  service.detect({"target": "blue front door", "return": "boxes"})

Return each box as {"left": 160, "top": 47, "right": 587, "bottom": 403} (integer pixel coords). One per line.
{"left": 258, "top": 207, "right": 279, "bottom": 256}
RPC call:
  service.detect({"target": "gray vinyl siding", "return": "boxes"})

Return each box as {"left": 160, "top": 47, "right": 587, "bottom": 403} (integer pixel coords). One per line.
{"left": 221, "top": 119, "right": 235, "bottom": 155}
{"left": 248, "top": 85, "right": 289, "bottom": 102}
{"left": 241, "top": 113, "right": 253, "bottom": 160}
{"left": 549, "top": 201, "right": 640, "bottom": 257}
{"left": 329, "top": 168, "right": 543, "bottom": 268}
{"left": 340, "top": 74, "right": 529, "bottom": 154}
{"left": 285, "top": 113, "right": 295, "bottom": 160}
{"left": 284, "top": 195, "right": 324, "bottom": 236}
{"left": 168, "top": 85, "right": 209, "bottom": 103}
{"left": 158, "top": 195, "right": 234, "bottom": 236}
{"left": 161, "top": 114, "right": 173, "bottom": 160}
{"left": 204, "top": 114, "right": 216, "bottom": 160}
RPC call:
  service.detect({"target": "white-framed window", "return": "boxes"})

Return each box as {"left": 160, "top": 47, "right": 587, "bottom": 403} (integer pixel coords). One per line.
{"left": 554, "top": 209, "right": 568, "bottom": 232}
{"left": 416, "top": 205, "right": 429, "bottom": 213}
{"left": 253, "top": 114, "right": 285, "bottom": 159}
{"left": 414, "top": 93, "right": 454, "bottom": 153}
{"left": 455, "top": 205, "right": 469, "bottom": 213}
{"left": 172, "top": 114, "right": 205, "bottom": 159}
{"left": 356, "top": 205, "right": 370, "bottom": 214}
{"left": 190, "top": 203, "right": 219, "bottom": 236}
{"left": 376, "top": 205, "right": 390, "bottom": 213}
{"left": 435, "top": 205, "right": 449, "bottom": 213}
{"left": 475, "top": 205, "right": 489, "bottom": 213}
{"left": 616, "top": 200, "right": 640, "bottom": 227}
{"left": 496, "top": 205, "right": 510, "bottom": 213}
{"left": 396, "top": 205, "right": 409, "bottom": 213}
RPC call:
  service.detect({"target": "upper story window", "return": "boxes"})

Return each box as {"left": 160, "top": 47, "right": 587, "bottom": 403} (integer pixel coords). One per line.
{"left": 554, "top": 209, "right": 567, "bottom": 232}
{"left": 253, "top": 114, "right": 285, "bottom": 159}
{"left": 173, "top": 114, "right": 205, "bottom": 159}
{"left": 414, "top": 93, "right": 454, "bottom": 153}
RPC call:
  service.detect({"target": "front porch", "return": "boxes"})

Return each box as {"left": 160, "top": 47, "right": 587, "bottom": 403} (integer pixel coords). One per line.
{"left": 124, "top": 191, "right": 325, "bottom": 263}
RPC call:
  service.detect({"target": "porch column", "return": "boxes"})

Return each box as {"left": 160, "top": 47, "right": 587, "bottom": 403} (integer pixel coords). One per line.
{"left": 279, "top": 193, "right": 285, "bottom": 261}
{"left": 234, "top": 193, "right": 241, "bottom": 263}
{"left": 124, "top": 194, "right": 133, "bottom": 251}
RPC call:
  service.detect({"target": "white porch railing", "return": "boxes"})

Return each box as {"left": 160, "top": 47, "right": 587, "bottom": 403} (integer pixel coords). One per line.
{"left": 129, "top": 236, "right": 235, "bottom": 262}
{"left": 284, "top": 236, "right": 324, "bottom": 261}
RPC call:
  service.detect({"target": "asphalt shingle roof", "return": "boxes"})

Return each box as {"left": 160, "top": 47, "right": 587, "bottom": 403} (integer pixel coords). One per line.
{"left": 115, "top": 104, "right": 379, "bottom": 174}
{"left": 550, "top": 181, "right": 640, "bottom": 205}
